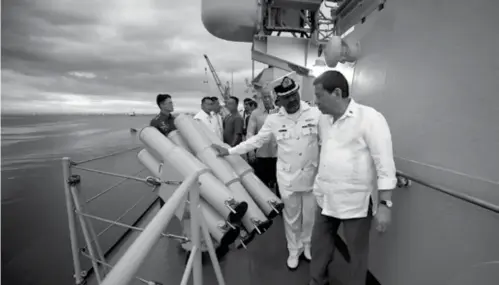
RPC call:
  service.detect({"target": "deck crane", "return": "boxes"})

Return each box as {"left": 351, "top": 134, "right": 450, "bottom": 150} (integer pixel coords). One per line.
{"left": 203, "top": 54, "right": 231, "bottom": 102}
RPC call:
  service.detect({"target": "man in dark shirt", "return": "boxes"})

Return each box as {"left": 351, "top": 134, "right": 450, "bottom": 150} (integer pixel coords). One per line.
{"left": 223, "top": 96, "right": 244, "bottom": 147}
{"left": 242, "top": 98, "right": 253, "bottom": 136}
{"left": 150, "top": 94, "right": 176, "bottom": 136}
{"left": 150, "top": 93, "right": 176, "bottom": 208}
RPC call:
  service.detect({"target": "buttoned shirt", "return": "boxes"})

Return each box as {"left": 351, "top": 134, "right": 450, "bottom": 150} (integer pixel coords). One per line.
{"left": 150, "top": 112, "right": 176, "bottom": 136}
{"left": 246, "top": 107, "right": 279, "bottom": 158}
{"left": 242, "top": 111, "right": 251, "bottom": 136}
{"left": 194, "top": 110, "right": 223, "bottom": 140}
{"left": 211, "top": 111, "right": 224, "bottom": 140}
{"left": 314, "top": 99, "right": 397, "bottom": 219}
{"left": 229, "top": 101, "right": 321, "bottom": 192}
{"left": 218, "top": 106, "right": 230, "bottom": 119}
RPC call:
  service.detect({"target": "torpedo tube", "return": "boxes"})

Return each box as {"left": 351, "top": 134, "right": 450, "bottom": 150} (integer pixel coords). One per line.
{"left": 138, "top": 149, "right": 240, "bottom": 248}
{"left": 139, "top": 127, "right": 248, "bottom": 224}
{"left": 195, "top": 120, "right": 284, "bottom": 219}
{"left": 174, "top": 114, "right": 272, "bottom": 235}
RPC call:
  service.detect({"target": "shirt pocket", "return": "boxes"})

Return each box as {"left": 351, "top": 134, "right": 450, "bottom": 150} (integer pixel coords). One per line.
{"left": 294, "top": 162, "right": 318, "bottom": 189}
{"left": 276, "top": 161, "right": 292, "bottom": 187}
{"left": 300, "top": 125, "right": 318, "bottom": 139}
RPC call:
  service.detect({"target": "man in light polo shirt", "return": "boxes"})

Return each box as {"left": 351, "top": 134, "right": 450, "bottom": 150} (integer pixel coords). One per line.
{"left": 213, "top": 77, "right": 321, "bottom": 270}
{"left": 309, "top": 70, "right": 397, "bottom": 285}
{"left": 246, "top": 89, "right": 279, "bottom": 196}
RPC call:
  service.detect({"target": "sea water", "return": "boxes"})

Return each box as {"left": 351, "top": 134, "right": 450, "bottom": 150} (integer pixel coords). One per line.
{"left": 1, "top": 114, "right": 157, "bottom": 285}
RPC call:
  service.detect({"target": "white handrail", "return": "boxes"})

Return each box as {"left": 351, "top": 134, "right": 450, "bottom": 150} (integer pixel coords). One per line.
{"left": 100, "top": 173, "right": 199, "bottom": 285}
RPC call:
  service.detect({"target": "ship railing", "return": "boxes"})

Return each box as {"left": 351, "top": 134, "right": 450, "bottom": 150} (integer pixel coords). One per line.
{"left": 395, "top": 171, "right": 499, "bottom": 214}
{"left": 62, "top": 146, "right": 225, "bottom": 285}
{"left": 62, "top": 145, "right": 499, "bottom": 285}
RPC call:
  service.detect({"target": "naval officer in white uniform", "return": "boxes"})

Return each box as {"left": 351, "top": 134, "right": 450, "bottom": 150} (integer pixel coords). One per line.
{"left": 213, "top": 77, "right": 321, "bottom": 270}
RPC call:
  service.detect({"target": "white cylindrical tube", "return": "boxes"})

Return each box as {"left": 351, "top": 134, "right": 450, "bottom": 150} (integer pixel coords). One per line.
{"left": 196, "top": 119, "right": 284, "bottom": 219}
{"left": 174, "top": 115, "right": 272, "bottom": 235}
{"left": 168, "top": 130, "right": 192, "bottom": 151}
{"left": 139, "top": 127, "right": 247, "bottom": 223}
{"left": 137, "top": 149, "right": 162, "bottom": 177}
{"left": 200, "top": 199, "right": 240, "bottom": 247}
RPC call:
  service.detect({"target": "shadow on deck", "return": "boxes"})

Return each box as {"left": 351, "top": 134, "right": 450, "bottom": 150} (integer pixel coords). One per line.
{"left": 87, "top": 200, "right": 381, "bottom": 285}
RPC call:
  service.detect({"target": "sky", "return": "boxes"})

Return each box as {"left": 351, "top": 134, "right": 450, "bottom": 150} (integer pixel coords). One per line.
{"left": 1, "top": 0, "right": 265, "bottom": 114}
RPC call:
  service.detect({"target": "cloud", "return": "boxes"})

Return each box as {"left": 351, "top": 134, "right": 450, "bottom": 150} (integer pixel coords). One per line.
{"left": 1, "top": 0, "right": 264, "bottom": 114}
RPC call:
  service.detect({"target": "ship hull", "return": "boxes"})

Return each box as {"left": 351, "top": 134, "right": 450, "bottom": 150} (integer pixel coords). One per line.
{"left": 345, "top": 0, "right": 499, "bottom": 284}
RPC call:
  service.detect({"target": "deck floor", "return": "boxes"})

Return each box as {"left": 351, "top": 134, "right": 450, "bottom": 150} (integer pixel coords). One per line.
{"left": 86, "top": 200, "right": 376, "bottom": 285}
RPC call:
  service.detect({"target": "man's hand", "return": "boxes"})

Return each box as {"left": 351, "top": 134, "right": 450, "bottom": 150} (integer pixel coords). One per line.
{"left": 247, "top": 151, "right": 256, "bottom": 163}
{"left": 211, "top": 144, "right": 230, "bottom": 156}
{"left": 374, "top": 205, "right": 391, "bottom": 233}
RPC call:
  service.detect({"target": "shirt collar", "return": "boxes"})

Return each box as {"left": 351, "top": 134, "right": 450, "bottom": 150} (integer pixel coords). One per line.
{"left": 327, "top": 99, "right": 357, "bottom": 123}
{"left": 159, "top": 111, "right": 172, "bottom": 118}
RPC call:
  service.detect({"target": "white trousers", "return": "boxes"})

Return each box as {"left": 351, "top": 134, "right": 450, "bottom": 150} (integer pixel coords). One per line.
{"left": 280, "top": 188, "right": 317, "bottom": 256}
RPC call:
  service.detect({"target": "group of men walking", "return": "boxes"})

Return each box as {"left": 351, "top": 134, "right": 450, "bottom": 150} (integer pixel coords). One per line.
{"left": 151, "top": 70, "right": 397, "bottom": 285}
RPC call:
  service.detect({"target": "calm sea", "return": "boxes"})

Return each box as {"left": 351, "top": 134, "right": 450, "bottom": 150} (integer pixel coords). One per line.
{"left": 1, "top": 114, "right": 159, "bottom": 285}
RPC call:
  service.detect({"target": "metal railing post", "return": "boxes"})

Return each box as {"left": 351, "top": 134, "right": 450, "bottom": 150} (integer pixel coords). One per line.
{"left": 100, "top": 173, "right": 199, "bottom": 285}
{"left": 69, "top": 174, "right": 103, "bottom": 283}
{"left": 71, "top": 176, "right": 108, "bottom": 276}
{"left": 180, "top": 246, "right": 199, "bottom": 285}
{"left": 190, "top": 178, "right": 203, "bottom": 285}
{"left": 62, "top": 158, "right": 84, "bottom": 284}
{"left": 200, "top": 217, "right": 226, "bottom": 285}
{"left": 73, "top": 186, "right": 108, "bottom": 275}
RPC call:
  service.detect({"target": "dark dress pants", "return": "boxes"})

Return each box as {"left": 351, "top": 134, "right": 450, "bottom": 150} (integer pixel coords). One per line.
{"left": 310, "top": 204, "right": 373, "bottom": 285}
{"left": 253, "top": 157, "right": 279, "bottom": 198}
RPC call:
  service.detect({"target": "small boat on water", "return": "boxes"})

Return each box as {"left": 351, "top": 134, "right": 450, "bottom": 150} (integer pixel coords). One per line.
{"left": 62, "top": 1, "right": 499, "bottom": 285}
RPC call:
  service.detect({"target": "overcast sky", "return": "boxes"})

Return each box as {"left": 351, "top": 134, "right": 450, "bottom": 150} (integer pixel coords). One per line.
{"left": 2, "top": 0, "right": 264, "bottom": 114}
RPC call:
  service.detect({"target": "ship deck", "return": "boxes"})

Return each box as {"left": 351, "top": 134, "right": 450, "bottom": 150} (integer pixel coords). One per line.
{"left": 86, "top": 199, "right": 380, "bottom": 285}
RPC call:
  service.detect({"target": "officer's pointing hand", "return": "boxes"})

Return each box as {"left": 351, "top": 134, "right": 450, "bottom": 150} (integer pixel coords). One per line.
{"left": 211, "top": 144, "right": 229, "bottom": 157}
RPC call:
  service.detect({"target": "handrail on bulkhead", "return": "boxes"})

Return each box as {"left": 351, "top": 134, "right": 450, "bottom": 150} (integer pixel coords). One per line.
{"left": 396, "top": 171, "right": 499, "bottom": 214}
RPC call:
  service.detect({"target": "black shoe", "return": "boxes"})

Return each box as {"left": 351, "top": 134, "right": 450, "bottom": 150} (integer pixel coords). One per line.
{"left": 300, "top": 252, "right": 311, "bottom": 262}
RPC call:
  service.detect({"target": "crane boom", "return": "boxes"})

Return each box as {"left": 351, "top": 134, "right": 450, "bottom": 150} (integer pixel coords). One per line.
{"left": 203, "top": 54, "right": 230, "bottom": 101}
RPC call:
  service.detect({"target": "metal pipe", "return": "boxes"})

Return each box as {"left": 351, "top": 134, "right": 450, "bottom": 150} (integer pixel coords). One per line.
{"left": 200, "top": 215, "right": 226, "bottom": 285}
{"left": 334, "top": 0, "right": 360, "bottom": 18}
{"left": 396, "top": 171, "right": 499, "bottom": 214}
{"left": 100, "top": 173, "right": 198, "bottom": 285}
{"left": 62, "top": 158, "right": 84, "bottom": 285}
{"left": 252, "top": 60, "right": 255, "bottom": 80}
{"left": 180, "top": 246, "right": 198, "bottom": 285}
{"left": 80, "top": 250, "right": 152, "bottom": 285}
{"left": 190, "top": 176, "right": 203, "bottom": 285}
{"left": 74, "top": 186, "right": 108, "bottom": 276}
{"left": 69, "top": 176, "right": 102, "bottom": 283}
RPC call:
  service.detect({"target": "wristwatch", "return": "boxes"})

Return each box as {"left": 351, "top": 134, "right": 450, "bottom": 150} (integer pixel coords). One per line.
{"left": 380, "top": 200, "right": 393, "bottom": 208}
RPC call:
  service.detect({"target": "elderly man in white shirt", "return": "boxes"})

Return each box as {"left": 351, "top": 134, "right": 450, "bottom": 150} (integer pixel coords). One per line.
{"left": 194, "top": 96, "right": 223, "bottom": 140}
{"left": 308, "top": 70, "right": 397, "bottom": 285}
{"left": 213, "top": 77, "right": 321, "bottom": 270}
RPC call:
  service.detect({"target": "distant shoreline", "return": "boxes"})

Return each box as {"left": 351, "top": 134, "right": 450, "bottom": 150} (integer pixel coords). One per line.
{"left": 1, "top": 112, "right": 195, "bottom": 117}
